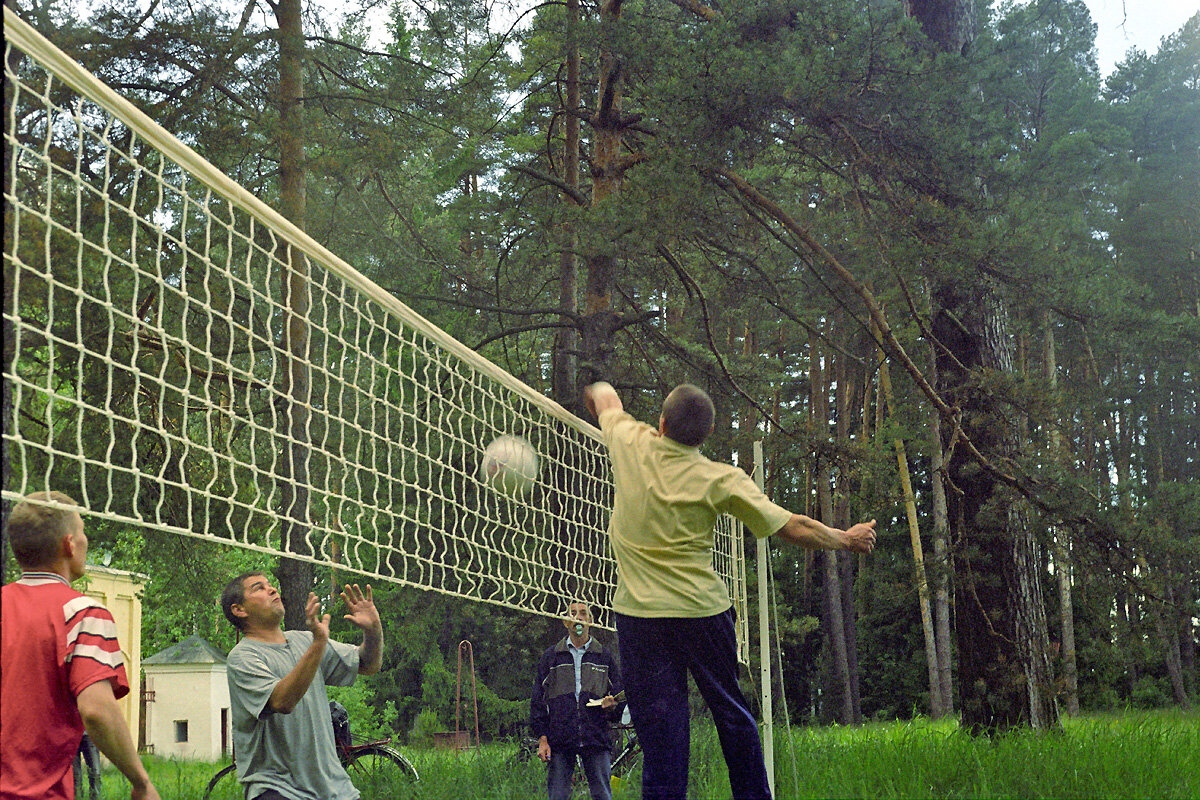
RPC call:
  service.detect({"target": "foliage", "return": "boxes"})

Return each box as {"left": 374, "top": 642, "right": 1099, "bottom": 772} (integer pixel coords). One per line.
{"left": 6, "top": 0, "right": 1196, "bottom": 730}
{"left": 408, "top": 708, "right": 447, "bottom": 748}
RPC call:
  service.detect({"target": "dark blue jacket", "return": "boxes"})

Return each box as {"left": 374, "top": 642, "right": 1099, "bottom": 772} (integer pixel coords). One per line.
{"left": 530, "top": 638, "right": 624, "bottom": 752}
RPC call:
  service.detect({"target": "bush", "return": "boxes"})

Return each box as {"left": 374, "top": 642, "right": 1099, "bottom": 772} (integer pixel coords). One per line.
{"left": 410, "top": 708, "right": 446, "bottom": 747}
{"left": 327, "top": 682, "right": 400, "bottom": 741}
{"left": 1131, "top": 675, "right": 1170, "bottom": 709}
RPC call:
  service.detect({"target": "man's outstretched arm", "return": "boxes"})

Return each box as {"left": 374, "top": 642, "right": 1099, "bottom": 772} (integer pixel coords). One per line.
{"left": 774, "top": 515, "right": 877, "bottom": 553}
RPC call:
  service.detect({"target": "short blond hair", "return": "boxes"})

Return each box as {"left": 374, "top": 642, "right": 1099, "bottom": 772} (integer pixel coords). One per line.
{"left": 6, "top": 491, "right": 80, "bottom": 568}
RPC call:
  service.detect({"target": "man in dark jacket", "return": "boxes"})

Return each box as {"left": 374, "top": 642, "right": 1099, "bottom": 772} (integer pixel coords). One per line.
{"left": 531, "top": 601, "right": 624, "bottom": 800}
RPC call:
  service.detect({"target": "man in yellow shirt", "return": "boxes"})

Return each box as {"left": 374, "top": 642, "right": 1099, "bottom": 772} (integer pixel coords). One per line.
{"left": 584, "top": 382, "right": 877, "bottom": 800}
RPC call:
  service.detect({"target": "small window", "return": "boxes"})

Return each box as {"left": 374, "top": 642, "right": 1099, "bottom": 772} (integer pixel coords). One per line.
{"left": 174, "top": 720, "right": 189, "bottom": 743}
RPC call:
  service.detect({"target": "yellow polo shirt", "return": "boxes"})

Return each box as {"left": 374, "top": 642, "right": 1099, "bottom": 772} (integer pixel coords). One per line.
{"left": 599, "top": 408, "right": 792, "bottom": 618}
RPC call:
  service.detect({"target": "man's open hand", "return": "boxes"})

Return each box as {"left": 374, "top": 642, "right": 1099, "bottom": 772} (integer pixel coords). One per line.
{"left": 341, "top": 583, "right": 381, "bottom": 632}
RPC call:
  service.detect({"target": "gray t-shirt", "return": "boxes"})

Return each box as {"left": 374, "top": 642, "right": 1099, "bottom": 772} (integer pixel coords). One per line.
{"left": 227, "top": 630, "right": 360, "bottom": 800}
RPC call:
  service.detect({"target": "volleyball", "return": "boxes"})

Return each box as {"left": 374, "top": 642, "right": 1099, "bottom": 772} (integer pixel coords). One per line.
{"left": 480, "top": 435, "right": 539, "bottom": 496}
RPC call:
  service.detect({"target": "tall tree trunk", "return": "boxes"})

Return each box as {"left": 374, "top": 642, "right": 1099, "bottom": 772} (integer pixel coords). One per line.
{"left": 911, "top": 0, "right": 1056, "bottom": 732}
{"left": 811, "top": 333, "right": 852, "bottom": 724}
{"left": 1043, "top": 314, "right": 1079, "bottom": 715}
{"left": 552, "top": 0, "right": 581, "bottom": 408}
{"left": 835, "top": 349, "right": 862, "bottom": 724}
{"left": 1180, "top": 596, "right": 1196, "bottom": 699}
{"left": 1149, "top": 398, "right": 1191, "bottom": 707}
{"left": 274, "top": 0, "right": 313, "bottom": 630}
{"left": 580, "top": 0, "right": 628, "bottom": 384}
{"left": 927, "top": 326, "right": 955, "bottom": 716}
{"left": 933, "top": 282, "right": 1058, "bottom": 732}
{"left": 737, "top": 322, "right": 760, "bottom": 474}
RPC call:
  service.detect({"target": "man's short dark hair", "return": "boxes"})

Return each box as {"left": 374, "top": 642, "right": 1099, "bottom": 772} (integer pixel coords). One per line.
{"left": 6, "top": 491, "right": 79, "bottom": 568}
{"left": 563, "top": 600, "right": 592, "bottom": 620}
{"left": 661, "top": 384, "right": 714, "bottom": 446}
{"left": 221, "top": 571, "right": 267, "bottom": 631}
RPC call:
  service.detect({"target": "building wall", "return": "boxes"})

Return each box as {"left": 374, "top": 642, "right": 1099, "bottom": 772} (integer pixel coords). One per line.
{"left": 81, "top": 566, "right": 143, "bottom": 741}
{"left": 143, "top": 664, "right": 231, "bottom": 760}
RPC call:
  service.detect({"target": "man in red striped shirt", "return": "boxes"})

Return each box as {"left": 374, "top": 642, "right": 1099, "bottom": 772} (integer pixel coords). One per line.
{"left": 1, "top": 491, "right": 159, "bottom": 800}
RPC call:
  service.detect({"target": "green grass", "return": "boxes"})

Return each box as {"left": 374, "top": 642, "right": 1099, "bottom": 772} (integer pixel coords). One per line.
{"left": 766, "top": 709, "right": 1200, "bottom": 799}
{"left": 93, "top": 709, "right": 1198, "bottom": 799}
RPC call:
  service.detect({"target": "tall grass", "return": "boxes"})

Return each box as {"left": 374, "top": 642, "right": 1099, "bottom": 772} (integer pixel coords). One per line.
{"left": 96, "top": 709, "right": 1197, "bottom": 798}
{"left": 767, "top": 709, "right": 1199, "bottom": 799}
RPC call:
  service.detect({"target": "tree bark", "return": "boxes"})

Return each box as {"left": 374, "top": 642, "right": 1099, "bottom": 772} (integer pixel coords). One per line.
{"left": 580, "top": 0, "right": 637, "bottom": 384}
{"left": 905, "top": 0, "right": 976, "bottom": 56}
{"left": 927, "top": 324, "right": 955, "bottom": 716}
{"left": 836, "top": 350, "right": 862, "bottom": 723}
{"left": 910, "top": 0, "right": 1056, "bottom": 733}
{"left": 273, "top": 0, "right": 313, "bottom": 630}
{"left": 811, "top": 333, "right": 852, "bottom": 724}
{"left": 934, "top": 282, "right": 1058, "bottom": 732}
{"left": 1043, "top": 315, "right": 1079, "bottom": 715}
{"left": 551, "top": 0, "right": 581, "bottom": 408}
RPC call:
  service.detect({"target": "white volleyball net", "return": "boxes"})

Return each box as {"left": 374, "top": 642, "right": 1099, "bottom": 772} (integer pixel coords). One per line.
{"left": 2, "top": 13, "right": 748, "bottom": 652}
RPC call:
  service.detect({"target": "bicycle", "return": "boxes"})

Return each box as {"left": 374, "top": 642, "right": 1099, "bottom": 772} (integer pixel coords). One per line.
{"left": 203, "top": 703, "right": 418, "bottom": 800}
{"left": 608, "top": 722, "right": 641, "bottom": 780}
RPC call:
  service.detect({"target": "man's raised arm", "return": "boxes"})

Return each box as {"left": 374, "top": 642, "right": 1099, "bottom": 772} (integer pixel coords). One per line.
{"left": 268, "top": 592, "right": 331, "bottom": 713}
{"left": 584, "top": 382, "right": 623, "bottom": 420}
{"left": 342, "top": 584, "right": 383, "bottom": 675}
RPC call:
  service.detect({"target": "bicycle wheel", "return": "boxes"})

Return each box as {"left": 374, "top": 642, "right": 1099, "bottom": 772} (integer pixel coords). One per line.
{"left": 343, "top": 745, "right": 419, "bottom": 799}
{"left": 511, "top": 736, "right": 539, "bottom": 765}
{"left": 202, "top": 762, "right": 242, "bottom": 800}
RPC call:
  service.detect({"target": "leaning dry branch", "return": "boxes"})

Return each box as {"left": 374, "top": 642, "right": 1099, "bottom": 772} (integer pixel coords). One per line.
{"left": 709, "top": 166, "right": 1026, "bottom": 494}
{"left": 706, "top": 167, "right": 1152, "bottom": 572}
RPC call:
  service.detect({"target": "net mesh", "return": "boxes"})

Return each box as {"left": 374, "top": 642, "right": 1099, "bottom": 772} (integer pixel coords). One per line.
{"left": 2, "top": 13, "right": 748, "bottom": 652}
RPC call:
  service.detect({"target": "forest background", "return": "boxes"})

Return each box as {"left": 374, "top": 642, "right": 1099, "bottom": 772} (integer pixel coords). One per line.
{"left": 2, "top": 0, "right": 1197, "bottom": 740}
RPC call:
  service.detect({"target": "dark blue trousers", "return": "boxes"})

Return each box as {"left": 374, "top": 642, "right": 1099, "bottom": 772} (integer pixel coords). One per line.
{"left": 548, "top": 745, "right": 612, "bottom": 800}
{"left": 616, "top": 610, "right": 771, "bottom": 800}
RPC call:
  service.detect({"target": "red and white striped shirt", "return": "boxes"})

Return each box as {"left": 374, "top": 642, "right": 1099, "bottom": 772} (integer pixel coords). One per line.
{"left": 1, "top": 572, "right": 129, "bottom": 800}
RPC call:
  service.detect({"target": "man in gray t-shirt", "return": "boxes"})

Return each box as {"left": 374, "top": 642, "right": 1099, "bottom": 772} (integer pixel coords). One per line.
{"left": 220, "top": 573, "right": 384, "bottom": 800}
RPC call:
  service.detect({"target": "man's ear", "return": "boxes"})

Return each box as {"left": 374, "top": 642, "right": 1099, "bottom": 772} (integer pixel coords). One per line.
{"left": 231, "top": 603, "right": 249, "bottom": 622}
{"left": 60, "top": 532, "right": 78, "bottom": 560}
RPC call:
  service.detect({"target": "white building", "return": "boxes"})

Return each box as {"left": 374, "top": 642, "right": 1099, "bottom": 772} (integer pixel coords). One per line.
{"left": 141, "top": 635, "right": 231, "bottom": 760}
{"left": 80, "top": 565, "right": 144, "bottom": 748}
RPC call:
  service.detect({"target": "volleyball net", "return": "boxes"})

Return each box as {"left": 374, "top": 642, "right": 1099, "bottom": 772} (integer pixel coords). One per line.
{"left": 2, "top": 13, "right": 748, "bottom": 651}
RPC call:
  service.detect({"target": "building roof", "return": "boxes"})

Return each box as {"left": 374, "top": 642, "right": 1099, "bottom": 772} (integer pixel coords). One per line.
{"left": 143, "top": 634, "right": 228, "bottom": 665}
